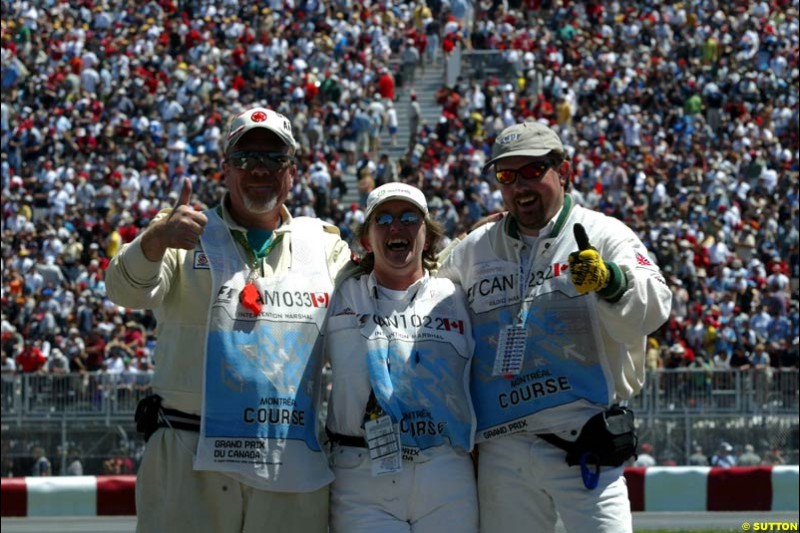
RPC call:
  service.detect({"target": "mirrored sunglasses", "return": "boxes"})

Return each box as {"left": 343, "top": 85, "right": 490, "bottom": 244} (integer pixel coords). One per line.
{"left": 374, "top": 211, "right": 422, "bottom": 227}
{"left": 228, "top": 151, "right": 293, "bottom": 172}
{"left": 495, "top": 159, "right": 558, "bottom": 185}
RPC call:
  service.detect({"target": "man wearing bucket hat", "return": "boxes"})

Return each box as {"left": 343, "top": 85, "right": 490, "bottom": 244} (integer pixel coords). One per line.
{"left": 325, "top": 182, "right": 478, "bottom": 532}
{"left": 107, "top": 106, "right": 351, "bottom": 533}
{"left": 439, "top": 120, "right": 672, "bottom": 532}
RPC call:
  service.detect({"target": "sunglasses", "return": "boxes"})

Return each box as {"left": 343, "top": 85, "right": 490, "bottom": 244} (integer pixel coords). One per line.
{"left": 228, "top": 151, "right": 294, "bottom": 172}
{"left": 374, "top": 211, "right": 422, "bottom": 227}
{"left": 495, "top": 159, "right": 559, "bottom": 185}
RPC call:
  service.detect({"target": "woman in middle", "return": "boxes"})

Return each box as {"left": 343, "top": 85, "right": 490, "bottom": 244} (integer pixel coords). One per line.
{"left": 325, "top": 182, "right": 478, "bottom": 533}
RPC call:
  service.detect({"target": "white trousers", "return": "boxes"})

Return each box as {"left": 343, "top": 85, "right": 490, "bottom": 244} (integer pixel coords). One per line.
{"left": 330, "top": 445, "right": 478, "bottom": 533}
{"left": 136, "top": 428, "right": 328, "bottom": 533}
{"left": 477, "top": 434, "right": 632, "bottom": 533}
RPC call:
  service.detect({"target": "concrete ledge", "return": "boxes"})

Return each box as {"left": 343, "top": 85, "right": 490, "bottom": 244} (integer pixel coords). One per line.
{"left": 1, "top": 475, "right": 136, "bottom": 517}
{"left": 624, "top": 466, "right": 799, "bottom": 512}
{"left": 2, "top": 467, "right": 797, "bottom": 516}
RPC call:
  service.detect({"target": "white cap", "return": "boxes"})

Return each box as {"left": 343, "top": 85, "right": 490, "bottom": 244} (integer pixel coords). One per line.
{"left": 365, "top": 183, "right": 428, "bottom": 220}
{"left": 224, "top": 106, "right": 298, "bottom": 154}
{"left": 669, "top": 343, "right": 686, "bottom": 355}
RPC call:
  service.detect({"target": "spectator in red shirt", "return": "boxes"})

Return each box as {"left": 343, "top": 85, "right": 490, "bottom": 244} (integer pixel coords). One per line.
{"left": 377, "top": 67, "right": 396, "bottom": 102}
{"left": 442, "top": 32, "right": 457, "bottom": 55}
{"left": 121, "top": 322, "right": 145, "bottom": 351}
{"left": 15, "top": 340, "right": 46, "bottom": 373}
{"left": 84, "top": 331, "right": 107, "bottom": 372}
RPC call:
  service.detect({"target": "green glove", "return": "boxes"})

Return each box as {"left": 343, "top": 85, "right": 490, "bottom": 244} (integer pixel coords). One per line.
{"left": 569, "top": 223, "right": 609, "bottom": 294}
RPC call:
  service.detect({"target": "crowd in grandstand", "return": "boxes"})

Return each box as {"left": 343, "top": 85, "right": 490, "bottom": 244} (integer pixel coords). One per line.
{"left": 1, "top": 0, "right": 798, "bottom": 469}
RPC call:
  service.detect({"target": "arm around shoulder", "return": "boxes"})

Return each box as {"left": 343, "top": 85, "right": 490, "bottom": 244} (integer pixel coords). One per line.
{"left": 435, "top": 239, "right": 463, "bottom": 283}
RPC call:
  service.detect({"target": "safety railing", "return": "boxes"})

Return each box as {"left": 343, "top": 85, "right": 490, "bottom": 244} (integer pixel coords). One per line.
{"left": 629, "top": 368, "right": 798, "bottom": 416}
{"left": 1, "top": 368, "right": 797, "bottom": 424}
{"left": 1, "top": 372, "right": 153, "bottom": 425}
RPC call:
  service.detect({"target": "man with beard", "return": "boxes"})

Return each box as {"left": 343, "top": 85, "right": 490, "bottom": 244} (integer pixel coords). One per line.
{"left": 106, "top": 106, "right": 351, "bottom": 533}
{"left": 439, "top": 121, "right": 672, "bottom": 532}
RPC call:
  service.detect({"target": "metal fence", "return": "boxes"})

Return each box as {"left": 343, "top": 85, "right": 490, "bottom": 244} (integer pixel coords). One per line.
{"left": 630, "top": 368, "right": 799, "bottom": 418}
{"left": 629, "top": 368, "right": 799, "bottom": 466}
{"left": 1, "top": 369, "right": 797, "bottom": 473}
{"left": 635, "top": 412, "right": 799, "bottom": 467}
{"left": 1, "top": 372, "right": 152, "bottom": 425}
{"left": 2, "top": 369, "right": 796, "bottom": 424}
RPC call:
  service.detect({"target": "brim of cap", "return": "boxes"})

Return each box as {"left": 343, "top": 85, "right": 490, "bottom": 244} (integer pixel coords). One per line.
{"left": 365, "top": 196, "right": 428, "bottom": 221}
{"left": 482, "top": 148, "right": 559, "bottom": 172}
{"left": 226, "top": 127, "right": 297, "bottom": 154}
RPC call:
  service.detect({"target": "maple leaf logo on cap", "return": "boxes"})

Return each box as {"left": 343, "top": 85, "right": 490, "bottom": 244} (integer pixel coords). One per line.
{"left": 224, "top": 106, "right": 298, "bottom": 154}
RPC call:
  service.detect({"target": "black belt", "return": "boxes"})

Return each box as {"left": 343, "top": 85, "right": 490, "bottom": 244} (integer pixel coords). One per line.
{"left": 326, "top": 429, "right": 367, "bottom": 448}
{"left": 158, "top": 407, "right": 201, "bottom": 432}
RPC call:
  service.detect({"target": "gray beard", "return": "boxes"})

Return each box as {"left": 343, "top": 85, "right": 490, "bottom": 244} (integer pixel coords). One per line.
{"left": 242, "top": 193, "right": 279, "bottom": 214}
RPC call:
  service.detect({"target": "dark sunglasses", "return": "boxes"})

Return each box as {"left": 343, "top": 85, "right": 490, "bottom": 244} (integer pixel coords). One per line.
{"left": 374, "top": 211, "right": 422, "bottom": 227}
{"left": 495, "top": 159, "right": 559, "bottom": 185}
{"left": 228, "top": 151, "right": 294, "bottom": 171}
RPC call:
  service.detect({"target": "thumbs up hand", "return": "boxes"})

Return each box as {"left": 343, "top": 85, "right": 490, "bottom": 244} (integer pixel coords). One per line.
{"left": 568, "top": 223, "right": 609, "bottom": 294}
{"left": 141, "top": 178, "right": 208, "bottom": 261}
{"left": 165, "top": 177, "right": 208, "bottom": 248}
{"left": 172, "top": 176, "right": 194, "bottom": 212}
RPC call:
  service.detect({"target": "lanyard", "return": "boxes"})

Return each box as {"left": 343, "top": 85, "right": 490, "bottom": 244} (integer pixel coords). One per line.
{"left": 514, "top": 238, "right": 541, "bottom": 327}
{"left": 230, "top": 230, "right": 279, "bottom": 279}
{"left": 216, "top": 204, "right": 283, "bottom": 274}
{"left": 368, "top": 273, "right": 424, "bottom": 359}
{"left": 509, "top": 200, "right": 570, "bottom": 327}
{"left": 364, "top": 272, "right": 426, "bottom": 421}
{"left": 215, "top": 204, "right": 280, "bottom": 280}
{"left": 368, "top": 272, "right": 425, "bottom": 320}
